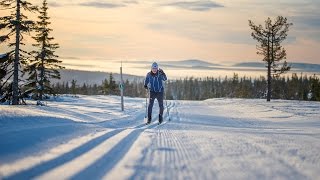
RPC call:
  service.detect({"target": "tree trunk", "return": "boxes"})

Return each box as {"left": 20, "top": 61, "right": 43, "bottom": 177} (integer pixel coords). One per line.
{"left": 266, "top": 35, "right": 271, "bottom": 102}
{"left": 268, "top": 31, "right": 276, "bottom": 102}
{"left": 267, "top": 61, "right": 271, "bottom": 101}
{"left": 12, "top": 0, "right": 21, "bottom": 105}
{"left": 39, "top": 50, "right": 45, "bottom": 101}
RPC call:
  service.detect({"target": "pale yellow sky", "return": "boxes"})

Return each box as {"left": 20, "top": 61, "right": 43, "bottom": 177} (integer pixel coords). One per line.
{"left": 2, "top": 0, "right": 320, "bottom": 68}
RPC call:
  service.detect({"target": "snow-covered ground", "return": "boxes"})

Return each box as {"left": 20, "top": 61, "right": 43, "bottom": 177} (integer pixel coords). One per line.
{"left": 0, "top": 96, "right": 319, "bottom": 180}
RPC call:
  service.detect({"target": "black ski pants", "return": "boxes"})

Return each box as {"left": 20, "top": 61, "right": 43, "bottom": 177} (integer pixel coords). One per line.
{"left": 148, "top": 91, "right": 164, "bottom": 119}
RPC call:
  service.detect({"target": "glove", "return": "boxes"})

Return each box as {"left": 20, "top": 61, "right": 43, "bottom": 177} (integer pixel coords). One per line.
{"left": 144, "top": 83, "right": 151, "bottom": 89}
{"left": 159, "top": 68, "right": 165, "bottom": 75}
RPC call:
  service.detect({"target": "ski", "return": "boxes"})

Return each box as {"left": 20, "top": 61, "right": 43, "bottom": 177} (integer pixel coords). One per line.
{"left": 157, "top": 121, "right": 167, "bottom": 126}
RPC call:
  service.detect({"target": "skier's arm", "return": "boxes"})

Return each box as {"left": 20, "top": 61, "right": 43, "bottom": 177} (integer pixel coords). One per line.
{"left": 159, "top": 69, "right": 167, "bottom": 81}
{"left": 144, "top": 73, "right": 149, "bottom": 89}
{"left": 162, "top": 73, "right": 167, "bottom": 81}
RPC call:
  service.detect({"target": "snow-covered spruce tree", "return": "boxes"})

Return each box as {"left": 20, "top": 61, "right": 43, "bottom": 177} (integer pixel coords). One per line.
{"left": 0, "top": 53, "right": 9, "bottom": 97}
{"left": 25, "top": 0, "right": 64, "bottom": 102}
{"left": 0, "top": 53, "right": 9, "bottom": 79}
{"left": 0, "top": 0, "right": 37, "bottom": 104}
{"left": 249, "top": 16, "right": 292, "bottom": 102}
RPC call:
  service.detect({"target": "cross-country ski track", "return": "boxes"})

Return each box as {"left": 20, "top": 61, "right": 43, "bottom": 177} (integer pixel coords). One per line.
{"left": 0, "top": 96, "right": 319, "bottom": 180}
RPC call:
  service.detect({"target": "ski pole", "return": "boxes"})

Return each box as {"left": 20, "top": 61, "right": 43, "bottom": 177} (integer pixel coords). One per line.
{"left": 145, "top": 89, "right": 148, "bottom": 120}
{"left": 164, "top": 83, "right": 171, "bottom": 121}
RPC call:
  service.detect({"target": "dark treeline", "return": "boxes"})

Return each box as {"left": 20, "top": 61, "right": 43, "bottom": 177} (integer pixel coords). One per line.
{"left": 51, "top": 73, "right": 146, "bottom": 97}
{"left": 165, "top": 73, "right": 320, "bottom": 101}
{"left": 52, "top": 73, "right": 320, "bottom": 101}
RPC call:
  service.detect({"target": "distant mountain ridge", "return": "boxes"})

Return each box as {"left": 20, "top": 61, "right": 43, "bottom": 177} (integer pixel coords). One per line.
{"left": 51, "top": 69, "right": 143, "bottom": 85}
{"left": 126, "top": 59, "right": 319, "bottom": 72}
{"left": 123, "top": 59, "right": 220, "bottom": 67}
{"left": 233, "top": 62, "right": 320, "bottom": 72}
{"left": 162, "top": 59, "right": 220, "bottom": 67}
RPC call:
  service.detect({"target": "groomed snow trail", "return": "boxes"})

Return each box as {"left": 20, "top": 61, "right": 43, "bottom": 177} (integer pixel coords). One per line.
{"left": 0, "top": 96, "right": 319, "bottom": 180}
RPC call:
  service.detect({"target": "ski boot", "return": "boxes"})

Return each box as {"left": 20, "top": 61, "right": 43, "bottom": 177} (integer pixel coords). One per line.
{"left": 146, "top": 115, "right": 152, "bottom": 125}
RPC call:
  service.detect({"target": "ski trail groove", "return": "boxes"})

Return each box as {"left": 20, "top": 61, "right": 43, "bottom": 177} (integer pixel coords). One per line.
{"left": 130, "top": 102, "right": 214, "bottom": 179}
{"left": 130, "top": 128, "right": 203, "bottom": 179}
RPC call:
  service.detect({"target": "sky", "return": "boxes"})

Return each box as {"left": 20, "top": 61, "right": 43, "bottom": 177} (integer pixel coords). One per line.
{"left": 1, "top": 0, "right": 320, "bottom": 76}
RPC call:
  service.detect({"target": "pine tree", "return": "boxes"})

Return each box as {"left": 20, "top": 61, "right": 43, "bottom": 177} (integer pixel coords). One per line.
{"left": 102, "top": 78, "right": 109, "bottom": 95}
{"left": 108, "top": 73, "right": 117, "bottom": 95}
{"left": 309, "top": 75, "right": 320, "bottom": 101}
{"left": 25, "top": 0, "right": 64, "bottom": 101}
{"left": 81, "top": 83, "right": 88, "bottom": 95}
{"left": 249, "top": 16, "right": 292, "bottom": 101}
{"left": 71, "top": 79, "right": 77, "bottom": 95}
{"left": 0, "top": 0, "right": 37, "bottom": 104}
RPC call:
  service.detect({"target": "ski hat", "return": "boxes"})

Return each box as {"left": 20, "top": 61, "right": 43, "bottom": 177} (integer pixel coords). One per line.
{"left": 151, "top": 62, "right": 158, "bottom": 70}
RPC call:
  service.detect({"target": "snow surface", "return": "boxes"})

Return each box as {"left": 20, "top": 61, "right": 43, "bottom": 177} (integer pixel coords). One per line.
{"left": 0, "top": 95, "right": 319, "bottom": 180}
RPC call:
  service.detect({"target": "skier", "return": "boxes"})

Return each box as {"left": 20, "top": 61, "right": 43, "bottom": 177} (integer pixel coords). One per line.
{"left": 144, "top": 62, "right": 167, "bottom": 125}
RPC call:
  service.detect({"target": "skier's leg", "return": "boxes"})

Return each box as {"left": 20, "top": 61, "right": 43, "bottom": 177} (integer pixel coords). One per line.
{"left": 156, "top": 92, "right": 164, "bottom": 123}
{"left": 148, "top": 91, "right": 155, "bottom": 123}
{"left": 158, "top": 91, "right": 164, "bottom": 115}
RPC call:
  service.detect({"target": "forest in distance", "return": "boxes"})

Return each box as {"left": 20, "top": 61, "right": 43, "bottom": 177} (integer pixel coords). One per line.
{"left": 50, "top": 72, "right": 320, "bottom": 101}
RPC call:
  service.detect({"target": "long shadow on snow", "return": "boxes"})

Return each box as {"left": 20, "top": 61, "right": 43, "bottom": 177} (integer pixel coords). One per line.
{"left": 94, "top": 112, "right": 146, "bottom": 129}
{"left": 70, "top": 123, "right": 158, "bottom": 180}
{"left": 94, "top": 109, "right": 161, "bottom": 129}
{"left": 4, "top": 121, "right": 153, "bottom": 180}
{"left": 0, "top": 116, "right": 90, "bottom": 162}
{"left": 4, "top": 129, "right": 123, "bottom": 180}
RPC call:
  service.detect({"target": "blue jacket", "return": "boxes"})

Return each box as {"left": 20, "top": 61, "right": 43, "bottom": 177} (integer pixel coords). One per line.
{"left": 144, "top": 71, "right": 167, "bottom": 92}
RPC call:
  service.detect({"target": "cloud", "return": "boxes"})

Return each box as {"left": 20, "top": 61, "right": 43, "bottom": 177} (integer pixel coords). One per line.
{"left": 122, "top": 0, "right": 139, "bottom": 4}
{"left": 48, "top": 2, "right": 63, "bottom": 7}
{"left": 292, "top": 15, "right": 320, "bottom": 28}
{"left": 147, "top": 21, "right": 254, "bottom": 45}
{"left": 49, "top": 1, "right": 135, "bottom": 9}
{"left": 161, "top": 1, "right": 223, "bottom": 11}
{"left": 60, "top": 56, "right": 82, "bottom": 60}
{"left": 78, "top": 2, "right": 126, "bottom": 8}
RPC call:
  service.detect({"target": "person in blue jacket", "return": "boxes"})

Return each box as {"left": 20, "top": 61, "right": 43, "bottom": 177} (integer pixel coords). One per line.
{"left": 144, "top": 62, "right": 167, "bottom": 124}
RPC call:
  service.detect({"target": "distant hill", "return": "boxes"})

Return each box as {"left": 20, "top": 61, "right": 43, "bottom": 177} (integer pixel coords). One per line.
{"left": 162, "top": 59, "right": 220, "bottom": 67}
{"left": 125, "top": 59, "right": 220, "bottom": 67}
{"left": 233, "top": 62, "right": 265, "bottom": 68}
{"left": 51, "top": 69, "right": 144, "bottom": 85}
{"left": 290, "top": 63, "right": 320, "bottom": 72}
{"left": 233, "top": 62, "right": 320, "bottom": 72}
